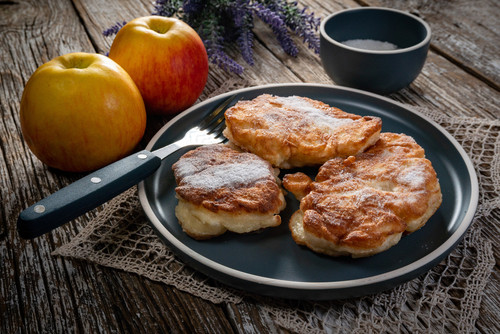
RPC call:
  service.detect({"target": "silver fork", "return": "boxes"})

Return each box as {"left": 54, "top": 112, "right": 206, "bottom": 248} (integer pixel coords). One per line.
{"left": 17, "top": 96, "right": 235, "bottom": 239}
{"left": 154, "top": 96, "right": 230, "bottom": 160}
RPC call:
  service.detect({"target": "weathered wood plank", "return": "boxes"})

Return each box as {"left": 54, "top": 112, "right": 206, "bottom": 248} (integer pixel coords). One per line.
{"left": 1, "top": 0, "right": 499, "bottom": 333}
{"left": 476, "top": 268, "right": 500, "bottom": 334}
{"left": 226, "top": 301, "right": 292, "bottom": 334}
{"left": 360, "top": 0, "right": 500, "bottom": 90}
{"left": 258, "top": 0, "right": 499, "bottom": 119}
{"left": 71, "top": 0, "right": 153, "bottom": 55}
{"left": 0, "top": 0, "right": 99, "bottom": 332}
{"left": 0, "top": 0, "right": 243, "bottom": 332}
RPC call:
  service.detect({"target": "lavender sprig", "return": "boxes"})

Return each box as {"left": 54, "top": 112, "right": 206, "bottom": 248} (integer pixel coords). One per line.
{"left": 103, "top": 0, "right": 321, "bottom": 74}
{"left": 252, "top": 2, "right": 299, "bottom": 57}
{"left": 205, "top": 40, "right": 245, "bottom": 75}
{"left": 236, "top": 26, "right": 255, "bottom": 66}
{"left": 231, "top": 0, "right": 255, "bottom": 65}
{"left": 153, "top": 0, "right": 183, "bottom": 16}
{"left": 182, "top": 0, "right": 205, "bottom": 15}
{"left": 103, "top": 21, "right": 127, "bottom": 37}
{"left": 281, "top": 1, "right": 321, "bottom": 53}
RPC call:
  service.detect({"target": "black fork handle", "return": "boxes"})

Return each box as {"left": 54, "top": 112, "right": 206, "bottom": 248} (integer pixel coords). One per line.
{"left": 17, "top": 150, "right": 161, "bottom": 239}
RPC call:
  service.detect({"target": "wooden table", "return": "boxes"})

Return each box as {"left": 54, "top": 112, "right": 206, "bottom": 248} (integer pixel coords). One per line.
{"left": 1, "top": 0, "right": 498, "bottom": 332}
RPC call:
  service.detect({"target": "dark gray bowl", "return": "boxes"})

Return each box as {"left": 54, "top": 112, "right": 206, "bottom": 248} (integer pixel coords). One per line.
{"left": 320, "top": 7, "right": 431, "bottom": 94}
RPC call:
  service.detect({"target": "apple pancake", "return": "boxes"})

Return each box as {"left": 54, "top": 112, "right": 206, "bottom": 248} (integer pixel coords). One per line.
{"left": 223, "top": 94, "right": 382, "bottom": 168}
{"left": 283, "top": 133, "right": 442, "bottom": 258}
{"left": 172, "top": 144, "right": 286, "bottom": 240}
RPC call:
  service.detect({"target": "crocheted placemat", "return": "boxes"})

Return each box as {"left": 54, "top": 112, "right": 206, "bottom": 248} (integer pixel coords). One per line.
{"left": 53, "top": 85, "right": 498, "bottom": 333}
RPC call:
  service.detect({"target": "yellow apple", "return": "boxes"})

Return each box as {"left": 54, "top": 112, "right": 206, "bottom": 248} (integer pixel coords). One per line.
{"left": 108, "top": 16, "right": 209, "bottom": 115}
{"left": 20, "top": 52, "right": 147, "bottom": 172}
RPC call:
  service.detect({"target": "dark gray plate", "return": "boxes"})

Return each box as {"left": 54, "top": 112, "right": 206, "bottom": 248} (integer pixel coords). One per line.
{"left": 138, "top": 83, "right": 478, "bottom": 300}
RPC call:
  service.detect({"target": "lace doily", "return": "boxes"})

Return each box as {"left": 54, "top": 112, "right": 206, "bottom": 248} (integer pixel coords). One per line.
{"left": 53, "top": 82, "right": 498, "bottom": 333}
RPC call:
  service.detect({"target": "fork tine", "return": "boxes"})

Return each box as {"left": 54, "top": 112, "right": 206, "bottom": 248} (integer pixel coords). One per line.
{"left": 208, "top": 119, "right": 226, "bottom": 138}
{"left": 205, "top": 114, "right": 225, "bottom": 133}
{"left": 198, "top": 95, "right": 236, "bottom": 130}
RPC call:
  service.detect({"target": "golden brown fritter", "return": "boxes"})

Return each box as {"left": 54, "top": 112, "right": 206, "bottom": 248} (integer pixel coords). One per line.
{"left": 223, "top": 94, "right": 382, "bottom": 168}
{"left": 283, "top": 133, "right": 442, "bottom": 257}
{"left": 172, "top": 144, "right": 286, "bottom": 239}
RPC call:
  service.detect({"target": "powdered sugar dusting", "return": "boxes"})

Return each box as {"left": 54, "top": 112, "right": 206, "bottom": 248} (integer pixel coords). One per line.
{"left": 398, "top": 164, "right": 428, "bottom": 188}
{"left": 272, "top": 96, "right": 354, "bottom": 131}
{"left": 177, "top": 159, "right": 270, "bottom": 190}
{"left": 174, "top": 158, "right": 206, "bottom": 179}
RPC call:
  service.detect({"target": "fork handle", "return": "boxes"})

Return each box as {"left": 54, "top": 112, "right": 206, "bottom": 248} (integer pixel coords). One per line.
{"left": 17, "top": 150, "right": 161, "bottom": 239}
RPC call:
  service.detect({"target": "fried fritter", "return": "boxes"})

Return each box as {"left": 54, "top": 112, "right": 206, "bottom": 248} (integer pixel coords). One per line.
{"left": 283, "top": 133, "right": 442, "bottom": 257}
{"left": 172, "top": 144, "right": 286, "bottom": 239}
{"left": 223, "top": 94, "right": 382, "bottom": 168}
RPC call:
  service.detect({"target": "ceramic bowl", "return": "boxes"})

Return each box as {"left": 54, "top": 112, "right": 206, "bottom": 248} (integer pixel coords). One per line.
{"left": 320, "top": 7, "right": 431, "bottom": 94}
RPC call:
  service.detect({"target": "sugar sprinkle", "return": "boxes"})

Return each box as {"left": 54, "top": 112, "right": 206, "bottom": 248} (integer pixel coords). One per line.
{"left": 341, "top": 39, "right": 398, "bottom": 51}
{"left": 273, "top": 96, "right": 354, "bottom": 131}
{"left": 177, "top": 159, "right": 270, "bottom": 190}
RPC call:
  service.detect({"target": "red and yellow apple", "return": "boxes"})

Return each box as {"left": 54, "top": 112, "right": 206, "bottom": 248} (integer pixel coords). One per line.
{"left": 108, "top": 16, "right": 209, "bottom": 115}
{"left": 20, "top": 52, "right": 147, "bottom": 172}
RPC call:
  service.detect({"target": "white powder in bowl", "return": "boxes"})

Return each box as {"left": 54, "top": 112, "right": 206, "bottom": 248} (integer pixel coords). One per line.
{"left": 341, "top": 39, "right": 398, "bottom": 51}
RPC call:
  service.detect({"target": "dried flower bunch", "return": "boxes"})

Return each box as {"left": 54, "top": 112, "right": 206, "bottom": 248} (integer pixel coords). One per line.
{"left": 104, "top": 0, "right": 320, "bottom": 74}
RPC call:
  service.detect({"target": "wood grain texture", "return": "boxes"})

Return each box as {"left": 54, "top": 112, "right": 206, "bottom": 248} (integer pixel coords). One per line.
{"left": 1, "top": 0, "right": 499, "bottom": 333}
{"left": 0, "top": 0, "right": 246, "bottom": 332}
{"left": 360, "top": 0, "right": 500, "bottom": 90}
{"left": 0, "top": 0, "right": 96, "bottom": 332}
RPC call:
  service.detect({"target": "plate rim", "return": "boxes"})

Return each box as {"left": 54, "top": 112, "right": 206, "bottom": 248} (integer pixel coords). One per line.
{"left": 138, "top": 83, "right": 479, "bottom": 292}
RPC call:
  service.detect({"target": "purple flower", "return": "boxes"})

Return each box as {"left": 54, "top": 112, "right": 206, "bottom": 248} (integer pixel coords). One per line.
{"left": 237, "top": 27, "right": 254, "bottom": 65}
{"left": 182, "top": 0, "right": 205, "bottom": 15}
{"left": 153, "top": 0, "right": 182, "bottom": 16}
{"left": 102, "top": 21, "right": 126, "bottom": 37}
{"left": 285, "top": 5, "right": 321, "bottom": 53}
{"left": 230, "top": 1, "right": 254, "bottom": 65}
{"left": 231, "top": 0, "right": 251, "bottom": 27}
{"left": 204, "top": 40, "right": 244, "bottom": 74}
{"left": 252, "top": 3, "right": 298, "bottom": 57}
{"left": 104, "top": 0, "right": 321, "bottom": 73}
